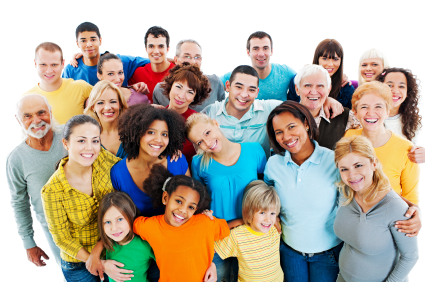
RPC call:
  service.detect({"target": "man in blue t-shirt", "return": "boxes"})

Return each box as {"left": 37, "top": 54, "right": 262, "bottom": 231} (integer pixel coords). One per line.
{"left": 220, "top": 31, "right": 296, "bottom": 101}
{"left": 62, "top": 22, "right": 149, "bottom": 87}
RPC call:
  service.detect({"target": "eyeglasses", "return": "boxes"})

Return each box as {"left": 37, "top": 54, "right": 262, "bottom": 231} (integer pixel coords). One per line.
{"left": 181, "top": 55, "right": 202, "bottom": 61}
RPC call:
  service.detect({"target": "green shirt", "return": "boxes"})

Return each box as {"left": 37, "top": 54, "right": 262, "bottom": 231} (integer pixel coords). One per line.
{"left": 106, "top": 235, "right": 155, "bottom": 282}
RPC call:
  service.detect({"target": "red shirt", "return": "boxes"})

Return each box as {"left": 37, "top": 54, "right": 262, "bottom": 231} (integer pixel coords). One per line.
{"left": 129, "top": 62, "right": 176, "bottom": 102}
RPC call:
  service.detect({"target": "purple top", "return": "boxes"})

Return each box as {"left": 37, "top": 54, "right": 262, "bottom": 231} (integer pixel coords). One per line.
{"left": 127, "top": 88, "right": 149, "bottom": 106}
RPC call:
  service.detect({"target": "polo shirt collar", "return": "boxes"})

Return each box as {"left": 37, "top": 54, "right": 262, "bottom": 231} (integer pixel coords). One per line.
{"left": 217, "top": 97, "right": 265, "bottom": 117}
{"left": 283, "top": 140, "right": 322, "bottom": 166}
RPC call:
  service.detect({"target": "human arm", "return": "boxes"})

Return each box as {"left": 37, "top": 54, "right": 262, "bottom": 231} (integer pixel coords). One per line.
{"left": 341, "top": 73, "right": 352, "bottom": 87}
{"left": 26, "top": 246, "right": 49, "bottom": 266}
{"left": 227, "top": 219, "right": 244, "bottom": 229}
{"left": 408, "top": 145, "right": 425, "bottom": 164}
{"left": 323, "top": 97, "right": 343, "bottom": 119}
{"left": 203, "top": 262, "right": 217, "bottom": 282}
{"left": 338, "top": 83, "right": 355, "bottom": 109}
{"left": 395, "top": 196, "right": 421, "bottom": 237}
{"left": 286, "top": 75, "right": 300, "bottom": 102}
{"left": 69, "top": 53, "right": 83, "bottom": 68}
{"left": 129, "top": 82, "right": 149, "bottom": 94}
{"left": 118, "top": 54, "right": 149, "bottom": 87}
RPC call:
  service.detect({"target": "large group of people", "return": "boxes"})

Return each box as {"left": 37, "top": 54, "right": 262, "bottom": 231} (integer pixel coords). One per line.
{"left": 6, "top": 21, "right": 423, "bottom": 282}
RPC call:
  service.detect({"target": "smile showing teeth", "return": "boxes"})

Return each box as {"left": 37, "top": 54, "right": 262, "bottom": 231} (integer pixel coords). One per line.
{"left": 237, "top": 98, "right": 248, "bottom": 103}
{"left": 81, "top": 154, "right": 93, "bottom": 158}
{"left": 173, "top": 213, "right": 185, "bottom": 222}
{"left": 349, "top": 178, "right": 363, "bottom": 185}
{"left": 210, "top": 140, "right": 217, "bottom": 150}
{"left": 365, "top": 118, "right": 378, "bottom": 124}
{"left": 365, "top": 73, "right": 374, "bottom": 77}
{"left": 150, "top": 144, "right": 161, "bottom": 149}
{"left": 261, "top": 223, "right": 271, "bottom": 227}
{"left": 112, "top": 232, "right": 123, "bottom": 237}
{"left": 392, "top": 96, "right": 401, "bottom": 101}
{"left": 286, "top": 139, "right": 297, "bottom": 148}
{"left": 308, "top": 97, "right": 319, "bottom": 101}
{"left": 103, "top": 112, "right": 114, "bottom": 117}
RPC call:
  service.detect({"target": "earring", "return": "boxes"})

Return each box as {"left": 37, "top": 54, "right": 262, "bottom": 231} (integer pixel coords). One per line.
{"left": 306, "top": 127, "right": 309, "bottom": 131}
{"left": 93, "top": 110, "right": 96, "bottom": 113}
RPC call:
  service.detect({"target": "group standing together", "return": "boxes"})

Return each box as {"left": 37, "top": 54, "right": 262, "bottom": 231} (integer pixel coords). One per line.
{"left": 7, "top": 21, "right": 423, "bottom": 282}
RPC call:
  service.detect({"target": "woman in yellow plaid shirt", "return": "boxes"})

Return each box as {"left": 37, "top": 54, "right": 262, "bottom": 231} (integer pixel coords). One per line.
{"left": 41, "top": 115, "right": 121, "bottom": 282}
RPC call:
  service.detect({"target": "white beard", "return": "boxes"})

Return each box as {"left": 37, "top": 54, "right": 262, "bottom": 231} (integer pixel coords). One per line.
{"left": 26, "top": 121, "right": 51, "bottom": 139}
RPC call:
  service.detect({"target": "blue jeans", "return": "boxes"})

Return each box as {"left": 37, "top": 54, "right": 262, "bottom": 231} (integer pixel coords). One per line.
{"left": 61, "top": 259, "right": 100, "bottom": 282}
{"left": 280, "top": 240, "right": 343, "bottom": 282}
{"left": 212, "top": 253, "right": 238, "bottom": 282}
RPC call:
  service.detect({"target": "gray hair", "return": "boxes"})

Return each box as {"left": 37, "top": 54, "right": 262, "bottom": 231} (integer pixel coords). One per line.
{"left": 294, "top": 64, "right": 332, "bottom": 89}
{"left": 358, "top": 48, "right": 389, "bottom": 85}
{"left": 175, "top": 39, "right": 202, "bottom": 56}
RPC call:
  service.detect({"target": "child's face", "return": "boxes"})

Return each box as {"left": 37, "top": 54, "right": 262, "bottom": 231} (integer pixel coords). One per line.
{"left": 250, "top": 208, "right": 277, "bottom": 234}
{"left": 103, "top": 206, "right": 131, "bottom": 244}
{"left": 163, "top": 185, "right": 200, "bottom": 227}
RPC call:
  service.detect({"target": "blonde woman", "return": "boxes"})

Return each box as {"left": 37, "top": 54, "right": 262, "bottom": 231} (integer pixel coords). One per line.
{"left": 84, "top": 80, "right": 128, "bottom": 158}
{"left": 333, "top": 136, "right": 418, "bottom": 282}
{"left": 358, "top": 48, "right": 389, "bottom": 85}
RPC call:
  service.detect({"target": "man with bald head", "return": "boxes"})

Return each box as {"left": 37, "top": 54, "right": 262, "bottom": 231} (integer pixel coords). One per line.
{"left": 7, "top": 95, "right": 66, "bottom": 273}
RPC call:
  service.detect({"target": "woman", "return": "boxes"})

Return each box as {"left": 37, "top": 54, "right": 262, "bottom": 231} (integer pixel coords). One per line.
{"left": 333, "top": 136, "right": 418, "bottom": 282}
{"left": 358, "top": 48, "right": 389, "bottom": 85}
{"left": 288, "top": 39, "right": 355, "bottom": 108}
{"left": 162, "top": 63, "right": 211, "bottom": 165}
{"left": 186, "top": 113, "right": 267, "bottom": 282}
{"left": 345, "top": 81, "right": 420, "bottom": 204}
{"left": 84, "top": 80, "right": 128, "bottom": 158}
{"left": 41, "top": 115, "right": 121, "bottom": 281}
{"left": 97, "top": 53, "right": 149, "bottom": 105}
{"left": 264, "top": 101, "right": 342, "bottom": 282}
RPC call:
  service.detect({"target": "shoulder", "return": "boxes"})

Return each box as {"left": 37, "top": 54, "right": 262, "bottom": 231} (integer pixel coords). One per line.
{"left": 267, "top": 154, "right": 283, "bottom": 166}
{"left": 202, "top": 101, "right": 223, "bottom": 116}
{"left": 96, "top": 148, "right": 121, "bottom": 170}
{"left": 242, "top": 142, "right": 263, "bottom": 152}
{"left": 41, "top": 169, "right": 64, "bottom": 195}
{"left": 207, "top": 74, "right": 221, "bottom": 84}
{"left": 23, "top": 85, "right": 40, "bottom": 95}
{"left": 65, "top": 78, "right": 92, "bottom": 89}
{"left": 273, "top": 63, "right": 296, "bottom": 74}
{"left": 344, "top": 128, "right": 362, "bottom": 137}
{"left": 257, "top": 99, "right": 283, "bottom": 111}
{"left": 383, "top": 190, "right": 409, "bottom": 220}
{"left": 389, "top": 132, "right": 413, "bottom": 150}
{"left": 6, "top": 142, "right": 27, "bottom": 165}
{"left": 111, "top": 158, "right": 126, "bottom": 174}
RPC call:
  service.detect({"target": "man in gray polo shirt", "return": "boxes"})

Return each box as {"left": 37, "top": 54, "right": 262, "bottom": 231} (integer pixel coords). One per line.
{"left": 6, "top": 95, "right": 66, "bottom": 271}
{"left": 153, "top": 39, "right": 225, "bottom": 111}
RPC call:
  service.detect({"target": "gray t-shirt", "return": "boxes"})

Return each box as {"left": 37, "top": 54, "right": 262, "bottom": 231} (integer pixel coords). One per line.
{"left": 334, "top": 190, "right": 418, "bottom": 282}
{"left": 152, "top": 74, "right": 226, "bottom": 112}
{"left": 6, "top": 128, "right": 67, "bottom": 249}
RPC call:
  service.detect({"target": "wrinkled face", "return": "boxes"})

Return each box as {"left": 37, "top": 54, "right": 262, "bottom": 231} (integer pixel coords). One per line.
{"left": 19, "top": 96, "right": 52, "bottom": 139}
{"left": 163, "top": 185, "right": 200, "bottom": 227}
{"left": 188, "top": 120, "right": 223, "bottom": 154}
{"left": 226, "top": 73, "right": 259, "bottom": 114}
{"left": 169, "top": 80, "right": 196, "bottom": 112}
{"left": 63, "top": 123, "right": 101, "bottom": 167}
{"left": 272, "top": 111, "right": 310, "bottom": 155}
{"left": 35, "top": 49, "right": 64, "bottom": 86}
{"left": 146, "top": 34, "right": 169, "bottom": 64}
{"left": 250, "top": 208, "right": 277, "bottom": 234}
{"left": 97, "top": 59, "right": 125, "bottom": 88}
{"left": 139, "top": 120, "right": 169, "bottom": 158}
{"left": 247, "top": 37, "right": 273, "bottom": 70}
{"left": 383, "top": 72, "right": 408, "bottom": 111}
{"left": 318, "top": 53, "right": 341, "bottom": 77}
{"left": 360, "top": 58, "right": 384, "bottom": 82}
{"left": 175, "top": 42, "right": 202, "bottom": 67}
{"left": 103, "top": 206, "right": 131, "bottom": 244}
{"left": 77, "top": 31, "right": 102, "bottom": 59}
{"left": 296, "top": 72, "right": 330, "bottom": 113}
{"left": 338, "top": 152, "right": 376, "bottom": 193}
{"left": 93, "top": 88, "right": 121, "bottom": 124}
{"left": 354, "top": 93, "right": 389, "bottom": 133}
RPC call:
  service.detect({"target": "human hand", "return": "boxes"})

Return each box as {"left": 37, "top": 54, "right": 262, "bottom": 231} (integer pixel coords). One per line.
{"left": 70, "top": 53, "right": 83, "bottom": 68}
{"left": 130, "top": 82, "right": 150, "bottom": 94}
{"left": 395, "top": 205, "right": 421, "bottom": 237}
{"left": 151, "top": 104, "right": 166, "bottom": 109}
{"left": 408, "top": 146, "right": 425, "bottom": 164}
{"left": 341, "top": 74, "right": 352, "bottom": 87}
{"left": 170, "top": 150, "right": 182, "bottom": 162}
{"left": 26, "top": 246, "right": 49, "bottom": 267}
{"left": 274, "top": 217, "right": 282, "bottom": 234}
{"left": 203, "top": 262, "right": 217, "bottom": 282}
{"left": 102, "top": 260, "right": 134, "bottom": 282}
{"left": 323, "top": 97, "right": 343, "bottom": 119}
{"left": 86, "top": 252, "right": 104, "bottom": 279}
{"left": 202, "top": 209, "right": 214, "bottom": 220}
{"left": 228, "top": 219, "right": 244, "bottom": 229}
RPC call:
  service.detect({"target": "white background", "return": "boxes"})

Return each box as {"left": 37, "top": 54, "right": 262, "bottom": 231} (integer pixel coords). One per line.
{"left": 1, "top": 0, "right": 424, "bottom": 281}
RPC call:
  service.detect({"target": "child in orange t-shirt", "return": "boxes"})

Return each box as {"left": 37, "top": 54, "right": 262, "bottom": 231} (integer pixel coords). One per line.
{"left": 133, "top": 164, "right": 230, "bottom": 282}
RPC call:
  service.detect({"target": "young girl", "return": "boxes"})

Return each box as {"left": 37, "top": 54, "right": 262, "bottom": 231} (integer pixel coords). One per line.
{"left": 133, "top": 164, "right": 230, "bottom": 282}
{"left": 98, "top": 192, "right": 155, "bottom": 282}
{"left": 214, "top": 180, "right": 283, "bottom": 282}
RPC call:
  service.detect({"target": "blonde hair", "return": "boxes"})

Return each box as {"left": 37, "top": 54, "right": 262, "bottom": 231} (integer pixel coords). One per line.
{"left": 334, "top": 136, "right": 391, "bottom": 206}
{"left": 358, "top": 48, "right": 389, "bottom": 85}
{"left": 84, "top": 80, "right": 129, "bottom": 131}
{"left": 351, "top": 81, "right": 393, "bottom": 113}
{"left": 242, "top": 180, "right": 281, "bottom": 225}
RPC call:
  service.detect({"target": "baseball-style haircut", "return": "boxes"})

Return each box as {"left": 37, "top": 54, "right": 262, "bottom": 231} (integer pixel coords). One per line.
{"left": 246, "top": 31, "right": 273, "bottom": 50}
{"left": 35, "top": 42, "right": 63, "bottom": 62}
{"left": 229, "top": 65, "right": 259, "bottom": 86}
{"left": 144, "top": 26, "right": 170, "bottom": 47}
{"left": 75, "top": 22, "right": 101, "bottom": 39}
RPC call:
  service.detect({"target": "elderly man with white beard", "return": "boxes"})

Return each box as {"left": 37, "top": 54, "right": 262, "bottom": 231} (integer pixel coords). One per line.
{"left": 6, "top": 94, "right": 66, "bottom": 272}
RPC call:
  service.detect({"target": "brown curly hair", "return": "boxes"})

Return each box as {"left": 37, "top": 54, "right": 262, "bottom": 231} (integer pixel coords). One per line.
{"left": 376, "top": 68, "right": 422, "bottom": 141}
{"left": 161, "top": 62, "right": 211, "bottom": 106}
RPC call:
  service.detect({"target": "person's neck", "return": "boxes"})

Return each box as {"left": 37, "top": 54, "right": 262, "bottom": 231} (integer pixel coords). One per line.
{"left": 39, "top": 78, "right": 63, "bottom": 92}
{"left": 82, "top": 54, "right": 100, "bottom": 67}
{"left": 131, "top": 150, "right": 161, "bottom": 169}
{"left": 26, "top": 130, "right": 54, "bottom": 151}
{"left": 101, "top": 120, "right": 118, "bottom": 134}
{"left": 151, "top": 60, "right": 170, "bottom": 73}
{"left": 168, "top": 103, "right": 188, "bottom": 115}
{"left": 213, "top": 137, "right": 239, "bottom": 160}
{"left": 389, "top": 106, "right": 400, "bottom": 117}
{"left": 291, "top": 140, "right": 315, "bottom": 166}
{"left": 362, "top": 127, "right": 391, "bottom": 148}
{"left": 254, "top": 64, "right": 272, "bottom": 80}
{"left": 310, "top": 107, "right": 321, "bottom": 118}
{"left": 225, "top": 100, "right": 250, "bottom": 120}
{"left": 64, "top": 157, "right": 93, "bottom": 179}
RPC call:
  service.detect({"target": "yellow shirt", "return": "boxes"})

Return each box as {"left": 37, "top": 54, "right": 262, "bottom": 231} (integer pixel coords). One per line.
{"left": 24, "top": 78, "right": 92, "bottom": 124}
{"left": 345, "top": 129, "right": 420, "bottom": 204}
{"left": 41, "top": 148, "right": 120, "bottom": 262}
{"left": 215, "top": 224, "right": 284, "bottom": 282}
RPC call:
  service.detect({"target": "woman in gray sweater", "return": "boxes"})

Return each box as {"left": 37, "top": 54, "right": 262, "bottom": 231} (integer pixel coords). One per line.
{"left": 333, "top": 136, "right": 418, "bottom": 282}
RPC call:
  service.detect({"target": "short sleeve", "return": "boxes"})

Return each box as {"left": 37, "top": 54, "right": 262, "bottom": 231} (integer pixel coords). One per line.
{"left": 212, "top": 218, "right": 230, "bottom": 241}
{"left": 214, "top": 227, "right": 238, "bottom": 260}
{"left": 62, "top": 65, "right": 71, "bottom": 79}
{"left": 191, "top": 157, "right": 205, "bottom": 185}
{"left": 133, "top": 216, "right": 150, "bottom": 241}
{"left": 201, "top": 104, "right": 213, "bottom": 115}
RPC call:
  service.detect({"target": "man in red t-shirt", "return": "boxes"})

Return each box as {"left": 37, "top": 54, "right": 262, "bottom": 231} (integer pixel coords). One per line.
{"left": 129, "top": 26, "right": 175, "bottom": 102}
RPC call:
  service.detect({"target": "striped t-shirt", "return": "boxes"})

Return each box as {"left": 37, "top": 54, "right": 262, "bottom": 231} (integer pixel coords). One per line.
{"left": 214, "top": 224, "right": 283, "bottom": 282}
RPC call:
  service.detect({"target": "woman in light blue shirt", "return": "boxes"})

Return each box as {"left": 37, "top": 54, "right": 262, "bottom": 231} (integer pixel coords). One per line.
{"left": 264, "top": 101, "right": 342, "bottom": 282}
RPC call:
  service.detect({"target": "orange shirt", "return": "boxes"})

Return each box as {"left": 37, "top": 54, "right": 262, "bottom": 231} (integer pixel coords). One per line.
{"left": 133, "top": 214, "right": 229, "bottom": 282}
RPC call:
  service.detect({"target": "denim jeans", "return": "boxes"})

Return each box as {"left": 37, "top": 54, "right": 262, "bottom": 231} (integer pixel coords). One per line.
{"left": 212, "top": 253, "right": 238, "bottom": 282}
{"left": 61, "top": 259, "right": 101, "bottom": 282}
{"left": 280, "top": 240, "right": 343, "bottom": 282}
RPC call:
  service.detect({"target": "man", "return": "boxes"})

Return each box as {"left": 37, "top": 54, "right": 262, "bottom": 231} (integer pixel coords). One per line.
{"left": 128, "top": 26, "right": 176, "bottom": 102}
{"left": 7, "top": 95, "right": 67, "bottom": 273}
{"left": 153, "top": 39, "right": 226, "bottom": 112}
{"left": 203, "top": 65, "right": 282, "bottom": 158}
{"left": 220, "top": 31, "right": 296, "bottom": 101}
{"left": 24, "top": 42, "right": 92, "bottom": 124}
{"left": 62, "top": 22, "right": 150, "bottom": 86}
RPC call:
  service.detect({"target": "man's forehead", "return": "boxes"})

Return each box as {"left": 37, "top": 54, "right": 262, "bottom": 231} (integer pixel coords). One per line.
{"left": 233, "top": 73, "right": 258, "bottom": 87}
{"left": 250, "top": 37, "right": 271, "bottom": 48}
{"left": 78, "top": 31, "right": 99, "bottom": 40}
{"left": 147, "top": 34, "right": 167, "bottom": 44}
{"left": 19, "top": 96, "right": 49, "bottom": 113}
{"left": 36, "top": 49, "right": 62, "bottom": 62}
{"left": 181, "top": 42, "right": 202, "bottom": 54}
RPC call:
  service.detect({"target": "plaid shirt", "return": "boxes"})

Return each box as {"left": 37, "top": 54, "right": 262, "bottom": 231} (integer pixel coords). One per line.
{"left": 41, "top": 148, "right": 120, "bottom": 262}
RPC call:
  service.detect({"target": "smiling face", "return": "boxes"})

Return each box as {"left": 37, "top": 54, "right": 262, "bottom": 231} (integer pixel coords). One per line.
{"left": 247, "top": 37, "right": 273, "bottom": 70}
{"left": 175, "top": 42, "right": 202, "bottom": 67}
{"left": 169, "top": 80, "right": 196, "bottom": 112}
{"left": 338, "top": 152, "right": 376, "bottom": 194}
{"left": 360, "top": 58, "right": 384, "bottom": 82}
{"left": 63, "top": 122, "right": 101, "bottom": 167}
{"left": 296, "top": 72, "right": 331, "bottom": 115}
{"left": 226, "top": 73, "right": 259, "bottom": 115}
{"left": 35, "top": 48, "right": 64, "bottom": 87}
{"left": 163, "top": 185, "right": 200, "bottom": 227}
{"left": 383, "top": 72, "right": 407, "bottom": 113}
{"left": 93, "top": 88, "right": 121, "bottom": 125}
{"left": 139, "top": 120, "right": 169, "bottom": 158}
{"left": 146, "top": 34, "right": 169, "bottom": 65}
{"left": 77, "top": 31, "right": 102, "bottom": 59}
{"left": 103, "top": 206, "right": 131, "bottom": 244}
{"left": 250, "top": 208, "right": 277, "bottom": 234}
{"left": 318, "top": 53, "right": 341, "bottom": 77}
{"left": 187, "top": 120, "right": 223, "bottom": 154}
{"left": 97, "top": 59, "right": 125, "bottom": 88}
{"left": 354, "top": 93, "right": 389, "bottom": 133}
{"left": 19, "top": 96, "right": 52, "bottom": 139}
